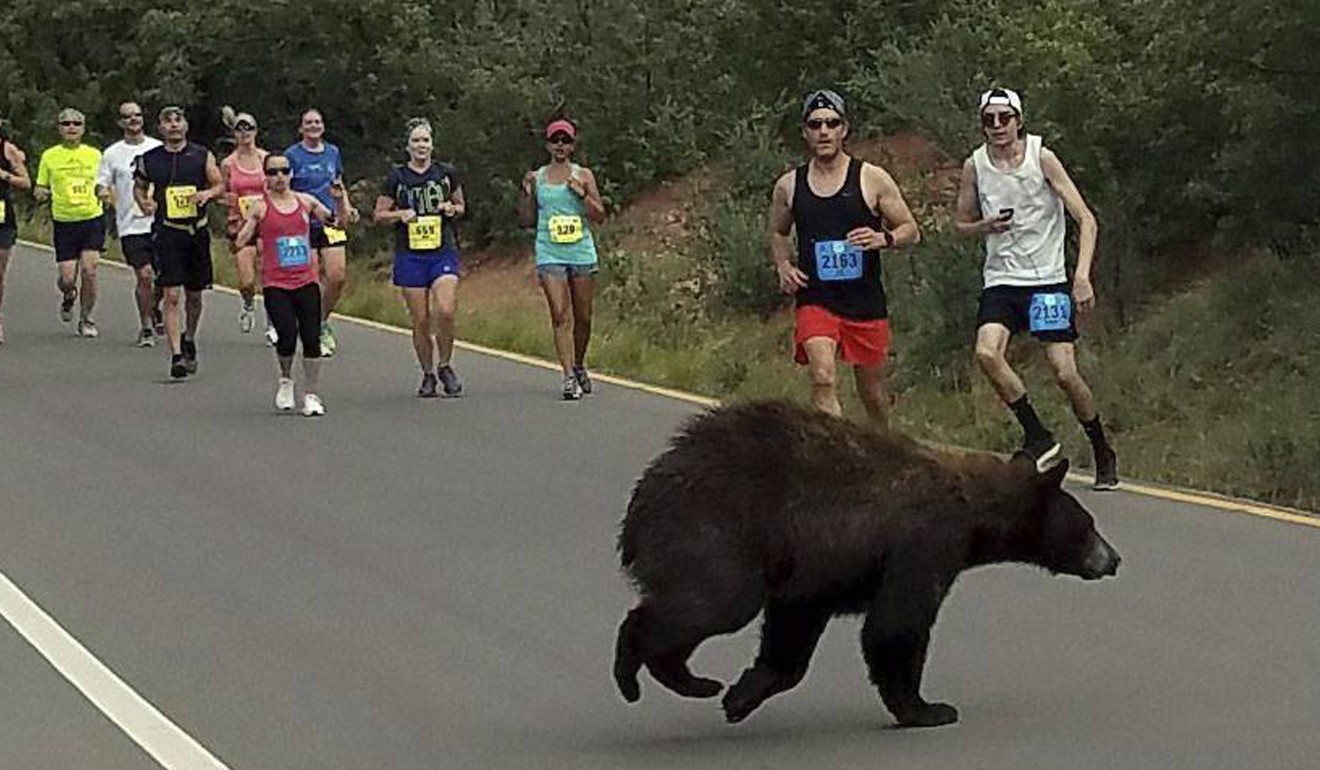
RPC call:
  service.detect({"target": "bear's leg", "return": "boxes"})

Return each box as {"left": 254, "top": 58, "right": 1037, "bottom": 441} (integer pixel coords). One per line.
{"left": 861, "top": 569, "right": 959, "bottom": 728}
{"left": 722, "top": 600, "right": 832, "bottom": 723}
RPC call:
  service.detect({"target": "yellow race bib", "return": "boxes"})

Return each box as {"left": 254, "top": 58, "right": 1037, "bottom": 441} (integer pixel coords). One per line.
{"left": 0, "top": 200, "right": 6, "bottom": 222}
{"left": 323, "top": 225, "right": 348, "bottom": 245}
{"left": 407, "top": 216, "right": 443, "bottom": 251}
{"left": 238, "top": 195, "right": 261, "bottom": 220}
{"left": 165, "top": 185, "right": 198, "bottom": 219}
{"left": 63, "top": 178, "right": 96, "bottom": 209}
{"left": 548, "top": 214, "right": 584, "bottom": 244}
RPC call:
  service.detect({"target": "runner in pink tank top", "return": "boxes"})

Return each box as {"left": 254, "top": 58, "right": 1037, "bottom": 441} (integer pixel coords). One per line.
{"left": 235, "top": 152, "right": 346, "bottom": 417}
{"left": 220, "top": 107, "right": 269, "bottom": 335}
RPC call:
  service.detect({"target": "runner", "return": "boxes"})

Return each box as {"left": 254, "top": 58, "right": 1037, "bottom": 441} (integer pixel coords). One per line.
{"left": 0, "top": 115, "right": 32, "bottom": 345}
{"left": 373, "top": 118, "right": 465, "bottom": 398}
{"left": 33, "top": 108, "right": 105, "bottom": 338}
{"left": 767, "top": 89, "right": 921, "bottom": 426}
{"left": 133, "top": 106, "right": 224, "bottom": 379}
{"left": 286, "top": 108, "right": 358, "bottom": 357}
{"left": 98, "top": 100, "right": 164, "bottom": 346}
{"left": 954, "top": 87, "right": 1118, "bottom": 489}
{"left": 518, "top": 118, "right": 606, "bottom": 400}
{"left": 219, "top": 106, "right": 268, "bottom": 337}
{"left": 235, "top": 152, "right": 347, "bottom": 416}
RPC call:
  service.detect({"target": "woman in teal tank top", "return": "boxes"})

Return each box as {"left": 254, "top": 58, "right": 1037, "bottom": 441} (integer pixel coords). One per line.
{"left": 518, "top": 118, "right": 606, "bottom": 400}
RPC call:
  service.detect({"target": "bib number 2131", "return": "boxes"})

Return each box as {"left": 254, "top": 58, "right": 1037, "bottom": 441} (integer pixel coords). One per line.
{"left": 1028, "top": 292, "right": 1072, "bottom": 332}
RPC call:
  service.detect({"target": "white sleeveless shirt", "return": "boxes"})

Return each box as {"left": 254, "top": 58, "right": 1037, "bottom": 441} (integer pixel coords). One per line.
{"left": 972, "top": 134, "right": 1066, "bottom": 288}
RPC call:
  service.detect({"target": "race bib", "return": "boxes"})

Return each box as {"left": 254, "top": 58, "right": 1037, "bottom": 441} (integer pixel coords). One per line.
{"left": 323, "top": 225, "right": 348, "bottom": 245}
{"left": 813, "top": 240, "right": 864, "bottom": 281}
{"left": 64, "top": 178, "right": 95, "bottom": 208}
{"left": 238, "top": 195, "right": 261, "bottom": 220}
{"left": 0, "top": 200, "right": 6, "bottom": 221}
{"left": 1028, "top": 292, "right": 1072, "bottom": 332}
{"left": 275, "top": 235, "right": 311, "bottom": 268}
{"left": 165, "top": 185, "right": 198, "bottom": 219}
{"left": 548, "top": 214, "right": 584, "bottom": 244}
{"left": 407, "top": 216, "right": 442, "bottom": 251}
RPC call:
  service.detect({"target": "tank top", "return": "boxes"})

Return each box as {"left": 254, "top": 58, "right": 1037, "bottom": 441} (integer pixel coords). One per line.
{"left": 258, "top": 193, "right": 318, "bottom": 291}
{"left": 972, "top": 134, "right": 1067, "bottom": 288}
{"left": 223, "top": 151, "right": 266, "bottom": 229}
{"left": 791, "top": 157, "right": 888, "bottom": 320}
{"left": 534, "top": 163, "right": 597, "bottom": 266}
{"left": 136, "top": 142, "right": 211, "bottom": 226}
{"left": 0, "top": 138, "right": 13, "bottom": 229}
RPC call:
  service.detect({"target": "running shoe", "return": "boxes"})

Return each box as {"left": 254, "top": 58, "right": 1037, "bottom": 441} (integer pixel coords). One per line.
{"left": 573, "top": 366, "right": 593, "bottom": 395}
{"left": 136, "top": 328, "right": 156, "bottom": 348}
{"left": 1093, "top": 445, "right": 1119, "bottom": 491}
{"left": 1020, "top": 433, "right": 1062, "bottom": 473}
{"left": 276, "top": 377, "right": 296, "bottom": 411}
{"left": 302, "top": 393, "right": 325, "bottom": 417}
{"left": 320, "top": 323, "right": 337, "bottom": 358}
{"left": 181, "top": 337, "right": 198, "bottom": 375}
{"left": 418, "top": 372, "right": 439, "bottom": 398}
{"left": 60, "top": 290, "right": 77, "bottom": 323}
{"left": 77, "top": 319, "right": 99, "bottom": 338}
{"left": 170, "top": 354, "right": 188, "bottom": 379}
{"left": 265, "top": 324, "right": 279, "bottom": 347}
{"left": 152, "top": 308, "right": 165, "bottom": 336}
{"left": 562, "top": 373, "right": 583, "bottom": 401}
{"left": 238, "top": 301, "right": 255, "bottom": 334}
{"left": 437, "top": 365, "right": 463, "bottom": 397}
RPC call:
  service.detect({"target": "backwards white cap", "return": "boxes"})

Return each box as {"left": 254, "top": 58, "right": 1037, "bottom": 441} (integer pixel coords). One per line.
{"left": 978, "top": 88, "right": 1023, "bottom": 116}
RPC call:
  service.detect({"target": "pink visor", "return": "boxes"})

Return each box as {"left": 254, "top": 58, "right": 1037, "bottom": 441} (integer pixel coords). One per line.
{"left": 545, "top": 120, "right": 577, "bottom": 139}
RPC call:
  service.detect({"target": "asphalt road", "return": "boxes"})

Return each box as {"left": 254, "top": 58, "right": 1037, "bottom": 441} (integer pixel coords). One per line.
{"left": 1, "top": 242, "right": 1317, "bottom": 769}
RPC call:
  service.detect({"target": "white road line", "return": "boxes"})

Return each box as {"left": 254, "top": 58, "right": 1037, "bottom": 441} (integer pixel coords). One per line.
{"left": 0, "top": 568, "right": 231, "bottom": 770}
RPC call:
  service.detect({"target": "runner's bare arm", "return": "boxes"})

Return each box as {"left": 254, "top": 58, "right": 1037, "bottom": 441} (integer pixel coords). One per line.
{"left": 197, "top": 152, "right": 224, "bottom": 206}
{"left": 954, "top": 158, "right": 1009, "bottom": 237}
{"left": 32, "top": 155, "right": 50, "bottom": 201}
{"left": 576, "top": 167, "right": 606, "bottom": 224}
{"left": 374, "top": 194, "right": 414, "bottom": 225}
{"left": 1, "top": 144, "right": 31, "bottom": 191}
{"left": 863, "top": 164, "right": 920, "bottom": 248}
{"left": 335, "top": 176, "right": 360, "bottom": 223}
{"left": 219, "top": 159, "right": 236, "bottom": 209}
{"left": 518, "top": 169, "right": 537, "bottom": 227}
{"left": 769, "top": 171, "right": 807, "bottom": 294}
{"left": 442, "top": 187, "right": 466, "bottom": 219}
{"left": 96, "top": 152, "right": 114, "bottom": 204}
{"left": 234, "top": 199, "right": 265, "bottom": 248}
{"left": 132, "top": 160, "right": 155, "bottom": 215}
{"left": 1041, "top": 148, "right": 1098, "bottom": 289}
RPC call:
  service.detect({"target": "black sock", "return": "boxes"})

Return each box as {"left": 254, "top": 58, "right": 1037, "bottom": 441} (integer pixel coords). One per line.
{"left": 1083, "top": 416, "right": 1110, "bottom": 451}
{"left": 1009, "top": 395, "right": 1051, "bottom": 442}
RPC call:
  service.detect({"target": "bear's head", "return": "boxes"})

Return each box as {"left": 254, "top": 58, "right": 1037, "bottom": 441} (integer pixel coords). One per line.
{"left": 1027, "top": 461, "right": 1122, "bottom": 580}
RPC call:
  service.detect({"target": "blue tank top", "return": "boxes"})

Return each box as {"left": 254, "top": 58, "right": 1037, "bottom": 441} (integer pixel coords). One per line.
{"left": 285, "top": 142, "right": 343, "bottom": 212}
{"left": 534, "top": 164, "right": 597, "bottom": 266}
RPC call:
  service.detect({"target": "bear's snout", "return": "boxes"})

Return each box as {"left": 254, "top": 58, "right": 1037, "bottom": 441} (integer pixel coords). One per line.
{"left": 1080, "top": 536, "right": 1121, "bottom": 580}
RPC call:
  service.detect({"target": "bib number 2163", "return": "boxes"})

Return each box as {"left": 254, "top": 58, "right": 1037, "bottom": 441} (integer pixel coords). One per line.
{"left": 813, "top": 240, "right": 863, "bottom": 281}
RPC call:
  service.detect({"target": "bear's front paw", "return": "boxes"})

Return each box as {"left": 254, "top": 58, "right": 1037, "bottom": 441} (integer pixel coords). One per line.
{"left": 895, "top": 702, "right": 959, "bottom": 728}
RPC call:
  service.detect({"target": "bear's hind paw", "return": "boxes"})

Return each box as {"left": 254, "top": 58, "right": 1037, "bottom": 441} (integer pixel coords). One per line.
{"left": 894, "top": 702, "right": 959, "bottom": 728}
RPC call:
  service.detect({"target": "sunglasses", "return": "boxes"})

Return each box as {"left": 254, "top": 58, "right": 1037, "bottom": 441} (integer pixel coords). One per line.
{"left": 548, "top": 134, "right": 574, "bottom": 145}
{"left": 981, "top": 111, "right": 1018, "bottom": 128}
{"left": 120, "top": 112, "right": 143, "bottom": 120}
{"left": 805, "top": 118, "right": 844, "bottom": 130}
{"left": 60, "top": 121, "right": 84, "bottom": 127}
{"left": 234, "top": 123, "right": 256, "bottom": 131}
{"left": 265, "top": 167, "right": 292, "bottom": 177}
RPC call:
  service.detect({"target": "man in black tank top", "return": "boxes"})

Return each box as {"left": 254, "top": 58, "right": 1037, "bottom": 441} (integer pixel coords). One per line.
{"left": 0, "top": 127, "right": 34, "bottom": 344}
{"left": 133, "top": 106, "right": 224, "bottom": 379}
{"left": 768, "top": 89, "right": 921, "bottom": 426}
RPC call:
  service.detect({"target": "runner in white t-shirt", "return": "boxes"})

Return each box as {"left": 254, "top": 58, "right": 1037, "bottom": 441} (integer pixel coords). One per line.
{"left": 98, "top": 101, "right": 164, "bottom": 346}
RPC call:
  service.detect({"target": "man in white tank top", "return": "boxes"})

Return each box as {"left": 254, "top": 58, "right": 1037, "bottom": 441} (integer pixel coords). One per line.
{"left": 955, "top": 88, "right": 1117, "bottom": 490}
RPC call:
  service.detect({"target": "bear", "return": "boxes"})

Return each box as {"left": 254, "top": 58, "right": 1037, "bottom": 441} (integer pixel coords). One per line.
{"left": 612, "top": 400, "right": 1121, "bottom": 728}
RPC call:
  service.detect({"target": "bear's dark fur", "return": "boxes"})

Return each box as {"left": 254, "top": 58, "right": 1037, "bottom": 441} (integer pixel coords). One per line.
{"left": 613, "top": 400, "right": 1120, "bottom": 728}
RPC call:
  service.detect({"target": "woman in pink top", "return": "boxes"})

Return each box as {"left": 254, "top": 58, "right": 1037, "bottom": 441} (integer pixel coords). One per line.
{"left": 235, "top": 152, "right": 345, "bottom": 416}
{"left": 220, "top": 107, "right": 268, "bottom": 335}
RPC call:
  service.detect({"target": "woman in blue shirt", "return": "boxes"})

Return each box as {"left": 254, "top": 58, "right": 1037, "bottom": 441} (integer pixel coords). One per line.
{"left": 518, "top": 119, "right": 606, "bottom": 400}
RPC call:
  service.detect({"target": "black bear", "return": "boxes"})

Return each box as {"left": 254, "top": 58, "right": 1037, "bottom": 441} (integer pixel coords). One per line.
{"left": 613, "top": 400, "right": 1120, "bottom": 728}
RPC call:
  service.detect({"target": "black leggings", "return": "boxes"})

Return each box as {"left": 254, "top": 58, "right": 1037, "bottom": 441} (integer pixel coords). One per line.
{"left": 264, "top": 283, "right": 322, "bottom": 358}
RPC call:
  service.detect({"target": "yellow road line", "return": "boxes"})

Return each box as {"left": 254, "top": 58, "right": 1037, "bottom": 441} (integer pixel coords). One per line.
{"left": 17, "top": 239, "right": 1314, "bottom": 525}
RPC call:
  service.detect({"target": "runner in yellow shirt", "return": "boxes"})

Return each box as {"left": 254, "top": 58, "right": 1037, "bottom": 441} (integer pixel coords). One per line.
{"left": 34, "top": 108, "right": 105, "bottom": 337}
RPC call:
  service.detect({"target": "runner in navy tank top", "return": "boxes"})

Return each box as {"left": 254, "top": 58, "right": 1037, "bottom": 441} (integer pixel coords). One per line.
{"left": 768, "top": 89, "right": 921, "bottom": 425}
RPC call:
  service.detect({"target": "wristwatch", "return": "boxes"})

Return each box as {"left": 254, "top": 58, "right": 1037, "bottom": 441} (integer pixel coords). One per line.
{"left": 882, "top": 230, "right": 895, "bottom": 249}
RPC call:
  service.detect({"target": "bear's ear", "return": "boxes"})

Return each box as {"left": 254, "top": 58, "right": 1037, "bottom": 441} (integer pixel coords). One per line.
{"left": 1039, "top": 458, "right": 1070, "bottom": 489}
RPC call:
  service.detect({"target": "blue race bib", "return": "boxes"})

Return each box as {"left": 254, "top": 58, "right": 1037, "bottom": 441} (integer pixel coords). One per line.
{"left": 1028, "top": 292, "right": 1072, "bottom": 332}
{"left": 276, "top": 235, "right": 311, "bottom": 268}
{"left": 813, "top": 240, "right": 864, "bottom": 281}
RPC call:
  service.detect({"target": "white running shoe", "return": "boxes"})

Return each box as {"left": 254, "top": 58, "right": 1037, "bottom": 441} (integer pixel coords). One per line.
{"left": 77, "top": 319, "right": 99, "bottom": 338}
{"left": 302, "top": 393, "right": 325, "bottom": 417}
{"left": 275, "top": 377, "right": 296, "bottom": 411}
{"left": 265, "top": 325, "right": 279, "bottom": 347}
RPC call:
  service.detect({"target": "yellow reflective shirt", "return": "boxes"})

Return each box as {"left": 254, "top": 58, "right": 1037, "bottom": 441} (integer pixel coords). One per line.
{"left": 37, "top": 144, "right": 103, "bottom": 222}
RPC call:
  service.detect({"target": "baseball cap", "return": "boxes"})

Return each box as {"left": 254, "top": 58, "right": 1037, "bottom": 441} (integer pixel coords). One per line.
{"left": 545, "top": 119, "right": 577, "bottom": 139}
{"left": 801, "top": 89, "right": 847, "bottom": 121}
{"left": 158, "top": 105, "right": 186, "bottom": 121}
{"left": 978, "top": 88, "right": 1023, "bottom": 116}
{"left": 56, "top": 107, "right": 86, "bottom": 124}
{"left": 232, "top": 112, "right": 258, "bottom": 130}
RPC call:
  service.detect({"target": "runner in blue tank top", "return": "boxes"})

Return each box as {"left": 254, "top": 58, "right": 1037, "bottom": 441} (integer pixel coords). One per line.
{"left": 518, "top": 118, "right": 606, "bottom": 400}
